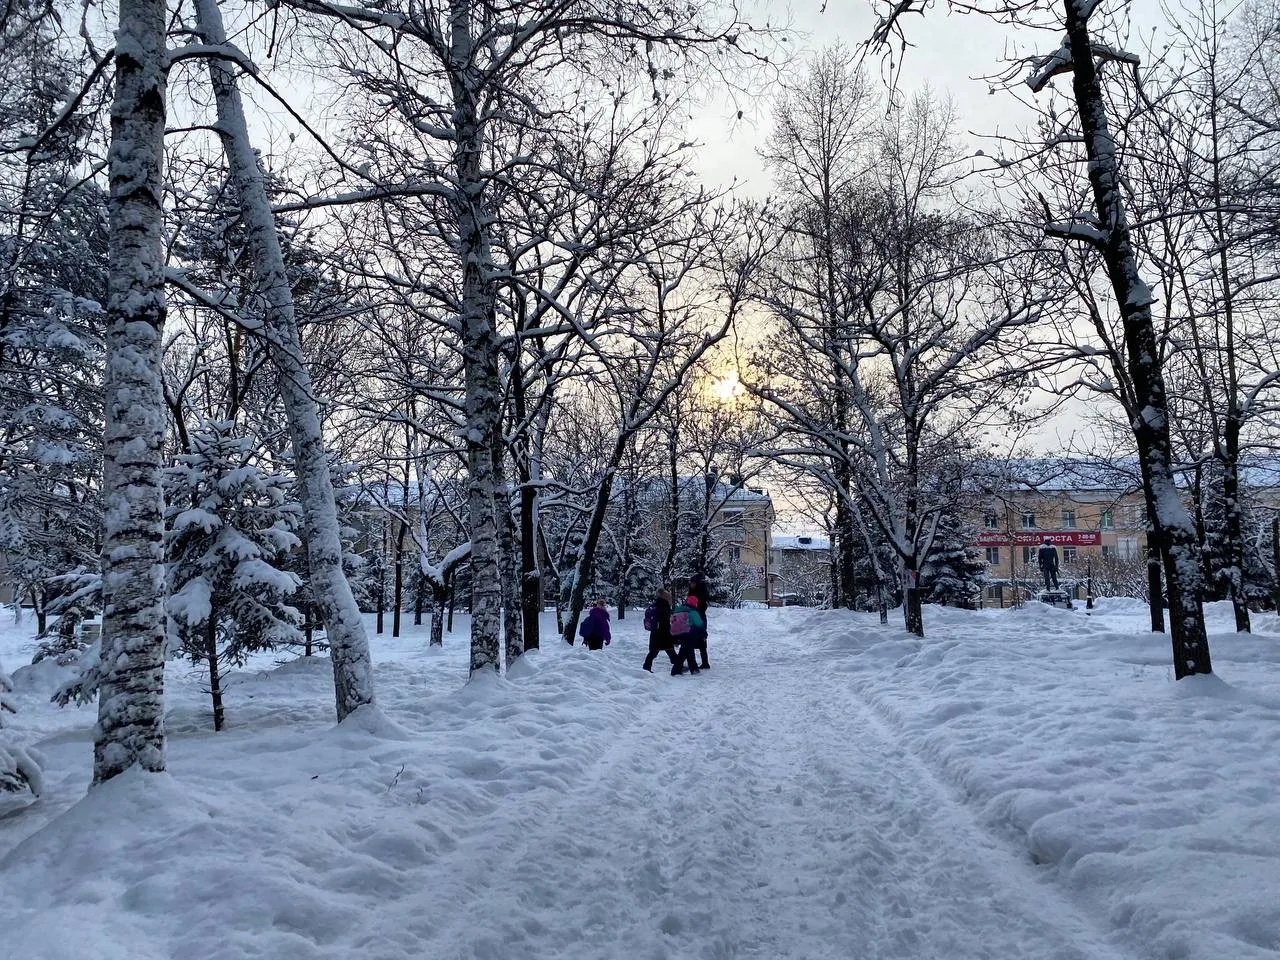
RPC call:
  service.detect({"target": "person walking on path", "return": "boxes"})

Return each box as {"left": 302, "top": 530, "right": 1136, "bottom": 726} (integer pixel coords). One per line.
{"left": 579, "top": 599, "right": 612, "bottom": 651}
{"left": 689, "top": 572, "right": 711, "bottom": 670}
{"left": 642, "top": 589, "right": 678, "bottom": 672}
{"left": 669, "top": 588, "right": 703, "bottom": 675}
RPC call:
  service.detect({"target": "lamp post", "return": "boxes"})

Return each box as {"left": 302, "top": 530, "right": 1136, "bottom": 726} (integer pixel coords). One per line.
{"left": 1086, "top": 555, "right": 1094, "bottom": 610}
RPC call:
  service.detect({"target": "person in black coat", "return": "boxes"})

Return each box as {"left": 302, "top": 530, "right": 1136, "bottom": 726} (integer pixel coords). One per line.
{"left": 642, "top": 589, "right": 678, "bottom": 672}
{"left": 1036, "top": 540, "right": 1060, "bottom": 591}
{"left": 689, "top": 572, "right": 711, "bottom": 670}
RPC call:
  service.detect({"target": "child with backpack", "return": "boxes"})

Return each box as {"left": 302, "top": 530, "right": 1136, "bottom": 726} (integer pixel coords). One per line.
{"left": 689, "top": 572, "right": 711, "bottom": 670}
{"left": 642, "top": 588, "right": 678, "bottom": 672}
{"left": 668, "top": 585, "right": 704, "bottom": 675}
{"left": 578, "top": 599, "right": 612, "bottom": 651}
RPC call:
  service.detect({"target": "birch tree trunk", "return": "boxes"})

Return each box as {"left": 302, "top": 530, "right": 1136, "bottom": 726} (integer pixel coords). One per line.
{"left": 449, "top": 6, "right": 503, "bottom": 675}
{"left": 195, "top": 0, "right": 375, "bottom": 717}
{"left": 94, "top": 0, "right": 170, "bottom": 785}
{"left": 1063, "top": 0, "right": 1211, "bottom": 677}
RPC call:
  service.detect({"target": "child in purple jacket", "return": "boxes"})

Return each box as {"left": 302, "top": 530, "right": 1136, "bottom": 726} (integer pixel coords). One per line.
{"left": 580, "top": 599, "right": 612, "bottom": 651}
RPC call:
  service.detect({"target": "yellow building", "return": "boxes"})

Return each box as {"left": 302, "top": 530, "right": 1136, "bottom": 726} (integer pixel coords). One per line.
{"left": 971, "top": 463, "right": 1149, "bottom": 607}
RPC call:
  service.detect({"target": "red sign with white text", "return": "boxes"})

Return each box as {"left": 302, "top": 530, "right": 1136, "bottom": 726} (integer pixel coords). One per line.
{"left": 976, "top": 530, "right": 1102, "bottom": 547}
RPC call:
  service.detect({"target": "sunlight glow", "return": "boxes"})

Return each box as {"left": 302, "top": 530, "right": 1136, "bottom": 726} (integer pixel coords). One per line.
{"left": 712, "top": 370, "right": 744, "bottom": 404}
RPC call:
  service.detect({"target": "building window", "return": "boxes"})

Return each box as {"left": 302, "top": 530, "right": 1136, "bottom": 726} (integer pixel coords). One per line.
{"left": 1061, "top": 508, "right": 1076, "bottom": 529}
{"left": 1100, "top": 509, "right": 1114, "bottom": 529}
{"left": 1117, "top": 536, "right": 1138, "bottom": 560}
{"left": 984, "top": 509, "right": 999, "bottom": 530}
{"left": 1022, "top": 546, "right": 1034, "bottom": 565}
{"left": 1101, "top": 544, "right": 1112, "bottom": 558}
{"left": 985, "top": 547, "right": 1000, "bottom": 565}
{"left": 728, "top": 545, "right": 742, "bottom": 562}
{"left": 1063, "top": 546, "right": 1077, "bottom": 563}
{"left": 1021, "top": 511, "right": 1037, "bottom": 529}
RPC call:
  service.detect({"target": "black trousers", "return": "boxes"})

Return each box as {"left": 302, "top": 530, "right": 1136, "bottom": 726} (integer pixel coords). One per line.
{"left": 672, "top": 633, "right": 701, "bottom": 673}
{"left": 643, "top": 632, "right": 677, "bottom": 670}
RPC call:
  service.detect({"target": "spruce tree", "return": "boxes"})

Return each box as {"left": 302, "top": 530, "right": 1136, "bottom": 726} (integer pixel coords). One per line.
{"left": 920, "top": 513, "right": 987, "bottom": 608}
{"left": 1, "top": 657, "right": 42, "bottom": 796}
{"left": 165, "top": 421, "right": 302, "bottom": 731}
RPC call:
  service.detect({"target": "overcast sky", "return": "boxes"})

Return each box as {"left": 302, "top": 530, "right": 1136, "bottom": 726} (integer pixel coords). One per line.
{"left": 687, "top": 0, "right": 1173, "bottom": 192}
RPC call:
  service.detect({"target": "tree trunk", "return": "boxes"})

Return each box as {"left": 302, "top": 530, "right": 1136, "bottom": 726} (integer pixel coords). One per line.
{"left": 829, "top": 544, "right": 840, "bottom": 609}
{"left": 94, "top": 0, "right": 169, "bottom": 784}
{"left": 414, "top": 572, "right": 425, "bottom": 627}
{"left": 448, "top": 22, "right": 503, "bottom": 676}
{"left": 206, "top": 612, "right": 225, "bottom": 732}
{"left": 447, "top": 575, "right": 456, "bottom": 633}
{"left": 1272, "top": 516, "right": 1280, "bottom": 615}
{"left": 1207, "top": 49, "right": 1249, "bottom": 634}
{"left": 33, "top": 590, "right": 46, "bottom": 636}
{"left": 499, "top": 492, "right": 523, "bottom": 668}
{"left": 1192, "top": 465, "right": 1215, "bottom": 595}
{"left": 662, "top": 437, "right": 681, "bottom": 582}
{"left": 196, "top": 0, "right": 376, "bottom": 717}
{"left": 1063, "top": 0, "right": 1210, "bottom": 677}
{"left": 430, "top": 583, "right": 447, "bottom": 647}
{"left": 904, "top": 583, "right": 924, "bottom": 637}
{"left": 520, "top": 483, "right": 542, "bottom": 650}
{"left": 392, "top": 519, "right": 405, "bottom": 639}
{"left": 1221, "top": 417, "right": 1250, "bottom": 632}
{"left": 375, "top": 543, "right": 385, "bottom": 635}
{"left": 835, "top": 474, "right": 857, "bottom": 609}
{"left": 1147, "top": 541, "right": 1166, "bottom": 633}
{"left": 304, "top": 602, "right": 313, "bottom": 657}
{"left": 513, "top": 346, "right": 543, "bottom": 652}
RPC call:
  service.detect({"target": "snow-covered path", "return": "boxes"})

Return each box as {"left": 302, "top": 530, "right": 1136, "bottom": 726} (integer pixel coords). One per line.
{"left": 7, "top": 602, "right": 1278, "bottom": 960}
{"left": 362, "top": 617, "right": 1134, "bottom": 960}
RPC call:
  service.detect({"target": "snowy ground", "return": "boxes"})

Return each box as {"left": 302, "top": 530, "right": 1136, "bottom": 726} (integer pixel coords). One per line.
{"left": 1, "top": 601, "right": 1278, "bottom": 960}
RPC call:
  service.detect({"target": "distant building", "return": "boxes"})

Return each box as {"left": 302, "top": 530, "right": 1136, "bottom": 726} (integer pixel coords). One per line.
{"left": 642, "top": 479, "right": 775, "bottom": 604}
{"left": 769, "top": 534, "right": 831, "bottom": 606}
{"left": 969, "top": 457, "right": 1280, "bottom": 607}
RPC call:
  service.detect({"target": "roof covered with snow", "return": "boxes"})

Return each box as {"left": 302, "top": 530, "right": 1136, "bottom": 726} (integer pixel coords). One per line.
{"left": 773, "top": 534, "right": 830, "bottom": 551}
{"left": 974, "top": 456, "right": 1280, "bottom": 493}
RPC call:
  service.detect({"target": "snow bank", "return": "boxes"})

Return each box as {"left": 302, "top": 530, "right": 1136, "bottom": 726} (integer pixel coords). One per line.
{"left": 803, "top": 602, "right": 1280, "bottom": 960}
{"left": 0, "top": 613, "right": 666, "bottom": 959}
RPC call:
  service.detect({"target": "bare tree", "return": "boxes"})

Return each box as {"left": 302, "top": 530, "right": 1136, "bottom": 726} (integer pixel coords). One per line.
{"left": 748, "top": 79, "right": 1044, "bottom": 637}
{"left": 869, "top": 0, "right": 1215, "bottom": 675}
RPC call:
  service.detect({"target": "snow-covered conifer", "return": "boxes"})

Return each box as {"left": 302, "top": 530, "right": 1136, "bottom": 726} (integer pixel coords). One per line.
{"left": 165, "top": 421, "right": 302, "bottom": 731}
{"left": 920, "top": 513, "right": 987, "bottom": 607}
{"left": 1, "top": 658, "right": 42, "bottom": 796}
